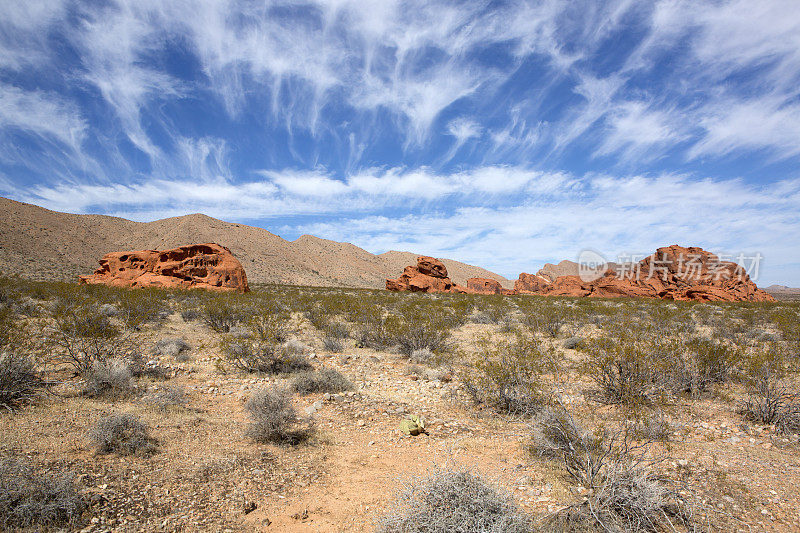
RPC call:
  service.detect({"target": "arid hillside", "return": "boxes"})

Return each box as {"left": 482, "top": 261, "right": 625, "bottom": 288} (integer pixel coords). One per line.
{"left": 0, "top": 197, "right": 509, "bottom": 288}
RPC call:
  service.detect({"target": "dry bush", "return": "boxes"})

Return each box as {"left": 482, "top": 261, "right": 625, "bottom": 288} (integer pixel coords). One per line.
{"left": 323, "top": 336, "right": 344, "bottom": 352}
{"left": 324, "top": 321, "right": 350, "bottom": 339}
{"left": 376, "top": 466, "right": 532, "bottom": 533}
{"left": 0, "top": 457, "right": 85, "bottom": 530}
{"left": 154, "top": 338, "right": 192, "bottom": 360}
{"left": 532, "top": 407, "right": 692, "bottom": 532}
{"left": 48, "top": 302, "right": 139, "bottom": 374}
{"left": 464, "top": 335, "right": 556, "bottom": 416}
{"left": 223, "top": 340, "right": 311, "bottom": 374}
{"left": 91, "top": 413, "right": 157, "bottom": 456}
{"left": 81, "top": 358, "right": 134, "bottom": 398}
{"left": 142, "top": 385, "right": 188, "bottom": 410}
{"left": 291, "top": 368, "right": 353, "bottom": 394}
{"left": 180, "top": 308, "right": 200, "bottom": 322}
{"left": 0, "top": 353, "right": 45, "bottom": 411}
{"left": 521, "top": 300, "right": 575, "bottom": 338}
{"left": 284, "top": 338, "right": 311, "bottom": 355}
{"left": 737, "top": 370, "right": 800, "bottom": 433}
{"left": 410, "top": 348, "right": 436, "bottom": 365}
{"left": 245, "top": 386, "right": 312, "bottom": 444}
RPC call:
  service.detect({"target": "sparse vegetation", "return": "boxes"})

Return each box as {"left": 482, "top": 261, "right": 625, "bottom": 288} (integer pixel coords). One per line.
{"left": 738, "top": 370, "right": 800, "bottom": 433}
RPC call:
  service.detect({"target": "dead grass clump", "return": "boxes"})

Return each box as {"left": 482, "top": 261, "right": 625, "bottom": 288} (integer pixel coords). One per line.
{"left": 376, "top": 466, "right": 532, "bottom": 533}
{"left": 82, "top": 358, "right": 134, "bottom": 398}
{"left": 531, "top": 407, "right": 691, "bottom": 532}
{"left": 0, "top": 457, "right": 85, "bottom": 529}
{"left": 245, "top": 386, "right": 313, "bottom": 444}
{"left": 284, "top": 338, "right": 312, "bottom": 355}
{"left": 0, "top": 353, "right": 45, "bottom": 410}
{"left": 91, "top": 413, "right": 157, "bottom": 456}
{"left": 737, "top": 370, "right": 800, "bottom": 433}
{"left": 291, "top": 368, "right": 354, "bottom": 394}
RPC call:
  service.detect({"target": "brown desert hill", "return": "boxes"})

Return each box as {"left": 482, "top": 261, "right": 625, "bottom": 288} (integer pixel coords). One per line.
{"left": 0, "top": 197, "right": 508, "bottom": 288}
{"left": 380, "top": 250, "right": 512, "bottom": 288}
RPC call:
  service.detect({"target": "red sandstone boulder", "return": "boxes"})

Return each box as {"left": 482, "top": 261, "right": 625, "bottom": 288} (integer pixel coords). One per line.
{"left": 80, "top": 243, "right": 249, "bottom": 292}
{"left": 514, "top": 272, "right": 553, "bottom": 294}
{"left": 385, "top": 256, "right": 466, "bottom": 293}
{"left": 466, "top": 277, "right": 507, "bottom": 295}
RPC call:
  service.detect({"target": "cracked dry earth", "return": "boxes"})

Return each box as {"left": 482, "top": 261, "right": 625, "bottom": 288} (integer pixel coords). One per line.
{"left": 3, "top": 312, "right": 800, "bottom": 532}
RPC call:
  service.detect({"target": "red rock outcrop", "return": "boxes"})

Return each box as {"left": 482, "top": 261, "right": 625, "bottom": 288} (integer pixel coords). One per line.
{"left": 385, "top": 256, "right": 467, "bottom": 293}
{"left": 80, "top": 243, "right": 249, "bottom": 292}
{"left": 466, "top": 277, "right": 515, "bottom": 295}
{"left": 515, "top": 245, "right": 774, "bottom": 302}
{"left": 387, "top": 246, "right": 773, "bottom": 302}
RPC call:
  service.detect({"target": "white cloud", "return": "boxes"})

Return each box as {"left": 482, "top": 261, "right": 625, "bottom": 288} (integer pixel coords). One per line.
{"left": 0, "top": 84, "right": 86, "bottom": 149}
{"left": 596, "top": 101, "right": 687, "bottom": 160}
{"left": 689, "top": 96, "right": 800, "bottom": 160}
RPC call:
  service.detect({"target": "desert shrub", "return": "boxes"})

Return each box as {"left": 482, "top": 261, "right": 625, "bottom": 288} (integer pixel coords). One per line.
{"left": 91, "top": 413, "right": 157, "bottom": 456}
{"left": 671, "top": 337, "right": 738, "bottom": 396}
{"left": 249, "top": 312, "right": 290, "bottom": 345}
{"left": 392, "top": 321, "right": 453, "bottom": 356}
{"left": 0, "top": 457, "right": 85, "bottom": 529}
{"left": 324, "top": 321, "right": 350, "bottom": 339}
{"left": 180, "top": 308, "right": 200, "bottom": 322}
{"left": 0, "top": 353, "right": 45, "bottom": 410}
{"left": 532, "top": 407, "right": 691, "bottom": 532}
{"left": 521, "top": 301, "right": 575, "bottom": 338}
{"left": 410, "top": 348, "right": 436, "bottom": 365}
{"left": 323, "top": 336, "right": 344, "bottom": 353}
{"left": 223, "top": 340, "right": 311, "bottom": 374}
{"left": 154, "top": 338, "right": 192, "bottom": 360}
{"left": 464, "top": 335, "right": 556, "bottom": 416}
{"left": 142, "top": 385, "right": 188, "bottom": 410}
{"left": 354, "top": 313, "right": 399, "bottom": 350}
{"left": 291, "top": 368, "right": 353, "bottom": 394}
{"left": 376, "top": 466, "right": 532, "bottom": 533}
{"left": 202, "top": 299, "right": 246, "bottom": 333}
{"left": 245, "top": 386, "right": 312, "bottom": 444}
{"left": 631, "top": 411, "right": 673, "bottom": 442}
{"left": 49, "top": 303, "right": 137, "bottom": 374}
{"left": 737, "top": 370, "right": 800, "bottom": 433}
{"left": 284, "top": 338, "right": 311, "bottom": 355}
{"left": 405, "top": 364, "right": 453, "bottom": 382}
{"left": 117, "top": 289, "right": 169, "bottom": 329}
{"left": 82, "top": 358, "right": 134, "bottom": 398}
{"left": 583, "top": 337, "right": 660, "bottom": 407}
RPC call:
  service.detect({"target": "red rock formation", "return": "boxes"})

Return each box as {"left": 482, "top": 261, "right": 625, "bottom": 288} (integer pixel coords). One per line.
{"left": 385, "top": 256, "right": 467, "bottom": 293}
{"left": 387, "top": 246, "right": 773, "bottom": 302}
{"left": 466, "top": 277, "right": 515, "bottom": 295}
{"left": 517, "top": 245, "right": 773, "bottom": 302}
{"left": 80, "top": 243, "right": 249, "bottom": 292}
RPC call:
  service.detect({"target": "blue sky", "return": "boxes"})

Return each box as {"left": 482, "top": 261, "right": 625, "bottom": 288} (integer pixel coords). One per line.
{"left": 1, "top": 0, "right": 799, "bottom": 284}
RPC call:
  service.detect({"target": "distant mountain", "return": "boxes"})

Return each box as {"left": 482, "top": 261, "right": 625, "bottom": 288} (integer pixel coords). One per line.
{"left": 764, "top": 285, "right": 800, "bottom": 293}
{"left": 0, "top": 197, "right": 509, "bottom": 289}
